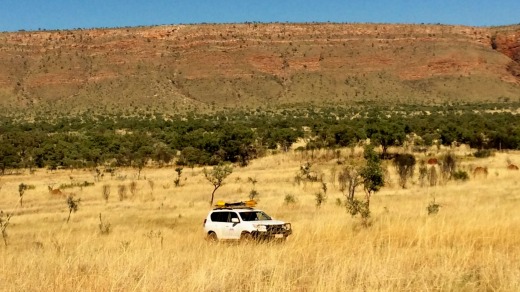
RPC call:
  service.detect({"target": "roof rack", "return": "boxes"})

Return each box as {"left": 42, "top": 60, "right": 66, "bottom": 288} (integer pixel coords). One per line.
{"left": 214, "top": 200, "right": 257, "bottom": 209}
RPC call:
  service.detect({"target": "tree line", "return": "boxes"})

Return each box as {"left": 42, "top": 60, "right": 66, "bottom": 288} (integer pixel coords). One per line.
{"left": 1, "top": 104, "right": 519, "bottom": 173}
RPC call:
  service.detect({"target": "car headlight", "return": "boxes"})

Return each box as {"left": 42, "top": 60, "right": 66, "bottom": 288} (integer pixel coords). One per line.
{"left": 253, "top": 224, "right": 267, "bottom": 232}
{"left": 283, "top": 223, "right": 291, "bottom": 230}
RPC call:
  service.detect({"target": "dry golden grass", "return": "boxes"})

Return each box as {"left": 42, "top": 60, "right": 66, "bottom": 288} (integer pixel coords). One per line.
{"left": 1, "top": 148, "right": 520, "bottom": 291}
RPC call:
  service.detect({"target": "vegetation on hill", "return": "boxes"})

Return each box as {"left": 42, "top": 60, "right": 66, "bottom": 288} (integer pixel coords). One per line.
{"left": 1, "top": 103, "right": 519, "bottom": 173}
{"left": 0, "top": 23, "right": 519, "bottom": 113}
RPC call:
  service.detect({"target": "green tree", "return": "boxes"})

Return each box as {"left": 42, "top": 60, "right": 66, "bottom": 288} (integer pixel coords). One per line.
{"left": 327, "top": 124, "right": 366, "bottom": 148}
{"left": 219, "top": 125, "right": 256, "bottom": 166}
{"left": 340, "top": 144, "right": 384, "bottom": 224}
{"left": 367, "top": 119, "right": 405, "bottom": 158}
{"left": 0, "top": 143, "right": 20, "bottom": 175}
{"left": 269, "top": 127, "right": 300, "bottom": 152}
{"left": 360, "top": 144, "right": 385, "bottom": 208}
{"left": 203, "top": 164, "right": 233, "bottom": 206}
{"left": 178, "top": 146, "right": 210, "bottom": 166}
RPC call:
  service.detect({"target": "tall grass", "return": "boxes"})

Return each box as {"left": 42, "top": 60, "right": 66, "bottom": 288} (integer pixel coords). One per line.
{"left": 0, "top": 149, "right": 519, "bottom": 291}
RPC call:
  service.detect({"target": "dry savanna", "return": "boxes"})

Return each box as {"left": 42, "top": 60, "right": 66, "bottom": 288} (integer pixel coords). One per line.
{"left": 1, "top": 146, "right": 519, "bottom": 291}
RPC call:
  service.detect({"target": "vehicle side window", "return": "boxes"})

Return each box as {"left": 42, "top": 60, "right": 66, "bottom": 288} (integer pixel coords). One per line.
{"left": 211, "top": 212, "right": 228, "bottom": 222}
{"left": 228, "top": 212, "right": 239, "bottom": 222}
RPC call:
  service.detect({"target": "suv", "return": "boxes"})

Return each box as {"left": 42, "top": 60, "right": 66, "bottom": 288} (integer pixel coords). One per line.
{"left": 203, "top": 201, "right": 292, "bottom": 242}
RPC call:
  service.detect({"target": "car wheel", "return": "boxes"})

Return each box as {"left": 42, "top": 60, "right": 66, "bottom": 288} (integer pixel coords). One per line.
{"left": 275, "top": 237, "right": 287, "bottom": 244}
{"left": 207, "top": 232, "right": 218, "bottom": 243}
{"left": 240, "top": 232, "right": 254, "bottom": 243}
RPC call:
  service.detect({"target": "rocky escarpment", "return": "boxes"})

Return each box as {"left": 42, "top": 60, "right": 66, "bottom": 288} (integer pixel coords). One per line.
{"left": 0, "top": 23, "right": 520, "bottom": 114}
{"left": 492, "top": 26, "right": 520, "bottom": 79}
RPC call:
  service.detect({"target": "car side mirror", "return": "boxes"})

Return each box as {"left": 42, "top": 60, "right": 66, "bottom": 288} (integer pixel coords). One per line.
{"left": 231, "top": 218, "right": 239, "bottom": 223}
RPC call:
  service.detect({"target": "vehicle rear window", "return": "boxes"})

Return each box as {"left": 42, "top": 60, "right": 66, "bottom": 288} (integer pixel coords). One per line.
{"left": 239, "top": 211, "right": 272, "bottom": 221}
{"left": 210, "top": 212, "right": 228, "bottom": 222}
{"left": 210, "top": 211, "right": 239, "bottom": 222}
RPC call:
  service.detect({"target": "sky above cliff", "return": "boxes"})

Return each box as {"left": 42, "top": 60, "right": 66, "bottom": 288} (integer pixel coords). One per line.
{"left": 1, "top": 0, "right": 519, "bottom": 32}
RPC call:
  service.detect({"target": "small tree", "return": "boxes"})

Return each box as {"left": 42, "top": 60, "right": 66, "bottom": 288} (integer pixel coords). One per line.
{"left": 102, "top": 184, "right": 110, "bottom": 203}
{"left": 284, "top": 194, "right": 297, "bottom": 205}
{"left": 174, "top": 167, "right": 183, "bottom": 187}
{"left": 427, "top": 197, "right": 441, "bottom": 215}
{"left": 440, "top": 152, "right": 457, "bottom": 182}
{"left": 428, "top": 166, "right": 438, "bottom": 187}
{"left": 248, "top": 177, "right": 259, "bottom": 200}
{"left": 203, "top": 164, "right": 233, "bottom": 206}
{"left": 393, "top": 153, "right": 416, "bottom": 188}
{"left": 339, "top": 145, "right": 384, "bottom": 225}
{"left": 66, "top": 195, "right": 81, "bottom": 223}
{"left": 338, "top": 165, "right": 362, "bottom": 203}
{"left": 0, "top": 211, "right": 12, "bottom": 246}
{"left": 129, "top": 181, "right": 137, "bottom": 197}
{"left": 321, "top": 182, "right": 328, "bottom": 195}
{"left": 418, "top": 161, "right": 428, "bottom": 187}
{"left": 360, "top": 144, "right": 384, "bottom": 209}
{"left": 18, "top": 183, "right": 28, "bottom": 207}
{"left": 134, "top": 158, "right": 147, "bottom": 180}
{"left": 98, "top": 213, "right": 111, "bottom": 235}
{"left": 315, "top": 192, "right": 327, "bottom": 208}
{"left": 118, "top": 184, "right": 128, "bottom": 201}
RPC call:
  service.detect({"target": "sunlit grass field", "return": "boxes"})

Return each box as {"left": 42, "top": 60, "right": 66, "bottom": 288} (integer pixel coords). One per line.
{"left": 1, "top": 148, "right": 519, "bottom": 291}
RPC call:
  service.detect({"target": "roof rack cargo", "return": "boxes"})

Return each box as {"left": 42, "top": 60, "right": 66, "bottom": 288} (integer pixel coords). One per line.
{"left": 214, "top": 200, "right": 257, "bottom": 209}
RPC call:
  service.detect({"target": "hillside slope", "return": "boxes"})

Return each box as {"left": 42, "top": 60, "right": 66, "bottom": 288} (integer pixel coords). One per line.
{"left": 0, "top": 23, "right": 519, "bottom": 113}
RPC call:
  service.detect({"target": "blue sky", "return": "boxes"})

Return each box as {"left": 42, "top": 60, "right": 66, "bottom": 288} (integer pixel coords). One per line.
{"left": 1, "top": 0, "right": 519, "bottom": 32}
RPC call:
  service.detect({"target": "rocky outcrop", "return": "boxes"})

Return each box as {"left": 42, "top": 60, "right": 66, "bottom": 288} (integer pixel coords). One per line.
{"left": 0, "top": 23, "right": 519, "bottom": 113}
{"left": 491, "top": 26, "right": 520, "bottom": 79}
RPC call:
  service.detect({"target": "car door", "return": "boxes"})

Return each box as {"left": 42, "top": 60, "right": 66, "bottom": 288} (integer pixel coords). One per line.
{"left": 225, "top": 211, "right": 241, "bottom": 239}
{"left": 210, "top": 211, "right": 232, "bottom": 239}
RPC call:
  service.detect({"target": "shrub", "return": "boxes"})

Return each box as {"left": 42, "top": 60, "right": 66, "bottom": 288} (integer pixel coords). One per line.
{"left": 249, "top": 189, "right": 259, "bottom": 200}
{"left": 452, "top": 170, "right": 469, "bottom": 181}
{"left": 315, "top": 192, "right": 327, "bottom": 208}
{"left": 118, "top": 184, "right": 128, "bottom": 201}
{"left": 427, "top": 198, "right": 441, "bottom": 215}
{"left": 59, "top": 181, "right": 95, "bottom": 190}
{"left": 393, "top": 153, "right": 416, "bottom": 188}
{"left": 473, "top": 149, "right": 493, "bottom": 158}
{"left": 418, "top": 162, "right": 428, "bottom": 187}
{"left": 440, "top": 152, "right": 457, "bottom": 181}
{"left": 102, "top": 184, "right": 110, "bottom": 202}
{"left": 345, "top": 198, "right": 370, "bottom": 226}
{"left": 98, "top": 213, "right": 111, "bottom": 235}
{"left": 428, "top": 166, "right": 438, "bottom": 187}
{"left": 129, "top": 181, "right": 138, "bottom": 197}
{"left": 18, "top": 183, "right": 28, "bottom": 207}
{"left": 284, "top": 194, "right": 297, "bottom": 205}
{"left": 66, "top": 195, "right": 81, "bottom": 223}
{"left": 174, "top": 167, "right": 183, "bottom": 187}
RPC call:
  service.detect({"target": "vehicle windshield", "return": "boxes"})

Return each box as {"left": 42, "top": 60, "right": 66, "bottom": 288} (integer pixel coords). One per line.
{"left": 239, "top": 211, "right": 272, "bottom": 221}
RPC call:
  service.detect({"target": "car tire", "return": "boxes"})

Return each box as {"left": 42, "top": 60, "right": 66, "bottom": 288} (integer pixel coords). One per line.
{"left": 275, "top": 237, "right": 287, "bottom": 243}
{"left": 240, "top": 232, "right": 254, "bottom": 243}
{"left": 207, "top": 232, "right": 218, "bottom": 243}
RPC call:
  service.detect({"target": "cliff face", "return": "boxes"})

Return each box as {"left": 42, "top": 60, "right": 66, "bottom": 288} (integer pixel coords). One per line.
{"left": 0, "top": 23, "right": 519, "bottom": 113}
{"left": 492, "top": 26, "right": 520, "bottom": 79}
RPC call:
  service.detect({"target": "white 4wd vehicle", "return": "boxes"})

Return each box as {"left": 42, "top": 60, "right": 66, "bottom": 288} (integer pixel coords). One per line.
{"left": 203, "top": 201, "right": 292, "bottom": 242}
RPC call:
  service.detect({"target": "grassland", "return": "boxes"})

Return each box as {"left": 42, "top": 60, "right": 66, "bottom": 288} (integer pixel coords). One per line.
{"left": 1, "top": 146, "right": 519, "bottom": 291}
